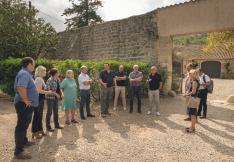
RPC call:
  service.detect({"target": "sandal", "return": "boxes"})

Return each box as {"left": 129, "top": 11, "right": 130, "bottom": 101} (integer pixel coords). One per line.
{"left": 185, "top": 127, "right": 195, "bottom": 133}
{"left": 32, "top": 132, "right": 42, "bottom": 139}
{"left": 40, "top": 131, "right": 47, "bottom": 136}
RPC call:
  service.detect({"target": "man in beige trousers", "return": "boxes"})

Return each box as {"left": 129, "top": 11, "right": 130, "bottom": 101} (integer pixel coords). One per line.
{"left": 113, "top": 65, "right": 128, "bottom": 111}
{"left": 147, "top": 66, "right": 162, "bottom": 116}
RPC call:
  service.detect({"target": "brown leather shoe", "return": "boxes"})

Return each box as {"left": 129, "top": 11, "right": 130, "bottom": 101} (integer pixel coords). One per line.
{"left": 14, "top": 152, "right": 32, "bottom": 160}
{"left": 24, "top": 141, "right": 35, "bottom": 147}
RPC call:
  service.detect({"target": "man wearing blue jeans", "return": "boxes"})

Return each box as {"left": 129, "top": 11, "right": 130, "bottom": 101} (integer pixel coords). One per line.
{"left": 129, "top": 65, "right": 143, "bottom": 114}
{"left": 78, "top": 66, "right": 95, "bottom": 120}
{"left": 14, "top": 57, "right": 38, "bottom": 160}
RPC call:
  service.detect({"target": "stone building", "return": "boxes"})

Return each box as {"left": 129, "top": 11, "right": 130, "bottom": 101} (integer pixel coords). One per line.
{"left": 173, "top": 45, "right": 234, "bottom": 78}
{"left": 50, "top": 0, "right": 234, "bottom": 91}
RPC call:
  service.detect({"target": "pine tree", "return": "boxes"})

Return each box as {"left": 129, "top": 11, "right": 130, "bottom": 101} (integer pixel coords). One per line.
{"left": 63, "top": 0, "right": 103, "bottom": 30}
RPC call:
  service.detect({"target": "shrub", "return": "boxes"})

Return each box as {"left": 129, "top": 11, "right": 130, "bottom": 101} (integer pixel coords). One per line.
{"left": 0, "top": 58, "right": 168, "bottom": 98}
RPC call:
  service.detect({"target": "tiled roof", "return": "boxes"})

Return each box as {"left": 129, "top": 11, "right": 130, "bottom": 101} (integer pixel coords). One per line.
{"left": 173, "top": 44, "right": 234, "bottom": 60}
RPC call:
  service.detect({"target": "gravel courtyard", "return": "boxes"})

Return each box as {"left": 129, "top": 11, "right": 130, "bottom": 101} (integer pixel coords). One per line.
{"left": 0, "top": 94, "right": 234, "bottom": 162}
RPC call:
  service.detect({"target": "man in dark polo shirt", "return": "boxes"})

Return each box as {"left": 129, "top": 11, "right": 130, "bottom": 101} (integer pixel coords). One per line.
{"left": 113, "top": 65, "right": 128, "bottom": 111}
{"left": 147, "top": 66, "right": 162, "bottom": 116}
{"left": 99, "top": 63, "right": 114, "bottom": 116}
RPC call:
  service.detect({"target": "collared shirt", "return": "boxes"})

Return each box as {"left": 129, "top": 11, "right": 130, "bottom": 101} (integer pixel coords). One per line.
{"left": 115, "top": 71, "right": 128, "bottom": 86}
{"left": 99, "top": 70, "right": 114, "bottom": 87}
{"left": 129, "top": 71, "right": 143, "bottom": 87}
{"left": 14, "top": 68, "right": 39, "bottom": 107}
{"left": 78, "top": 73, "right": 91, "bottom": 90}
{"left": 45, "top": 77, "right": 58, "bottom": 100}
{"left": 199, "top": 73, "right": 210, "bottom": 90}
{"left": 148, "top": 73, "right": 162, "bottom": 90}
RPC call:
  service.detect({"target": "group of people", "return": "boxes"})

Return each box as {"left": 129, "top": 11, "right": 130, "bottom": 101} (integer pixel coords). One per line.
{"left": 13, "top": 57, "right": 163, "bottom": 160}
{"left": 183, "top": 63, "right": 211, "bottom": 133}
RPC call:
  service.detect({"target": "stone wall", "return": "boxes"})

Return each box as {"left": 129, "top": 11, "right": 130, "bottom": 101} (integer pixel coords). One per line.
{"left": 51, "top": 11, "right": 158, "bottom": 64}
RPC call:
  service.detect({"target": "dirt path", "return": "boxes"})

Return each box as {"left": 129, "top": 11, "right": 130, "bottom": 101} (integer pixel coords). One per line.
{"left": 0, "top": 96, "right": 234, "bottom": 162}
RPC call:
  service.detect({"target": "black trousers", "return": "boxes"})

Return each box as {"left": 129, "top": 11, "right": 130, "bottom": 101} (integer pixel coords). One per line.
{"left": 32, "top": 98, "right": 44, "bottom": 133}
{"left": 197, "top": 89, "right": 208, "bottom": 117}
{"left": 14, "top": 101, "right": 34, "bottom": 155}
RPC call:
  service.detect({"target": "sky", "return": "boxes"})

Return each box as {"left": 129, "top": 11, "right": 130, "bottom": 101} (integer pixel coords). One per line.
{"left": 26, "top": 0, "right": 189, "bottom": 32}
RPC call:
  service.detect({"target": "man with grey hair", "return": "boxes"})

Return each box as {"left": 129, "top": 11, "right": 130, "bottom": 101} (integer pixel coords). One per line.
{"left": 78, "top": 65, "right": 95, "bottom": 120}
{"left": 129, "top": 65, "right": 143, "bottom": 113}
{"left": 147, "top": 66, "right": 162, "bottom": 116}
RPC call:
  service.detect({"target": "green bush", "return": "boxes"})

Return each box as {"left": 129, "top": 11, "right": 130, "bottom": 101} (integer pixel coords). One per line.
{"left": 0, "top": 58, "right": 168, "bottom": 97}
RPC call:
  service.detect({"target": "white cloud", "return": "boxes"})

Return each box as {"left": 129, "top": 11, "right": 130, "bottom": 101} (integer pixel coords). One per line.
{"left": 27, "top": 0, "right": 188, "bottom": 32}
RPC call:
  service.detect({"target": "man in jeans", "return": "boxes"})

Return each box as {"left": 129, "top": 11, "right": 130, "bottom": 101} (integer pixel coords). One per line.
{"left": 197, "top": 68, "right": 210, "bottom": 119}
{"left": 147, "top": 66, "right": 162, "bottom": 116}
{"left": 14, "top": 57, "right": 38, "bottom": 160}
{"left": 113, "top": 65, "right": 128, "bottom": 111}
{"left": 129, "top": 65, "right": 143, "bottom": 114}
{"left": 99, "top": 63, "right": 114, "bottom": 117}
{"left": 78, "top": 66, "right": 95, "bottom": 120}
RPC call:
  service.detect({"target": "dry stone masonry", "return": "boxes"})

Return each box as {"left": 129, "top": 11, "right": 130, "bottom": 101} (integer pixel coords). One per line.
{"left": 50, "top": 0, "right": 234, "bottom": 90}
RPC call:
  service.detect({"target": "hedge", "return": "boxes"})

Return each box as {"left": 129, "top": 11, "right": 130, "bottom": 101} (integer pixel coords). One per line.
{"left": 0, "top": 58, "right": 168, "bottom": 98}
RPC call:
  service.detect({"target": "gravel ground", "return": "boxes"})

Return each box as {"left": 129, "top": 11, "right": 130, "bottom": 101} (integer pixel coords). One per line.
{"left": 0, "top": 95, "right": 234, "bottom": 162}
{"left": 208, "top": 79, "right": 234, "bottom": 101}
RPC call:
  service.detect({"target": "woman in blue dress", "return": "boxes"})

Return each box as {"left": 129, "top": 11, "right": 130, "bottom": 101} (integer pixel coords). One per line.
{"left": 60, "top": 70, "right": 78, "bottom": 125}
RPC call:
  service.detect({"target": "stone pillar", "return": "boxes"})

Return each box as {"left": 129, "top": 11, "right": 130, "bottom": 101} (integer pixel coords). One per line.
{"left": 157, "top": 36, "right": 173, "bottom": 93}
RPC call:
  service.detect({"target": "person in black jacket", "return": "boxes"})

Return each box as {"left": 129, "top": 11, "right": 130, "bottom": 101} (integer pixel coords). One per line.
{"left": 147, "top": 66, "right": 162, "bottom": 116}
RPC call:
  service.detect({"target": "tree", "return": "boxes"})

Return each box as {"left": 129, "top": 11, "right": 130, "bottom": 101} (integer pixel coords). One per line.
{"left": 204, "top": 31, "right": 234, "bottom": 52}
{"left": 63, "top": 0, "right": 103, "bottom": 30}
{"left": 0, "top": 0, "right": 58, "bottom": 60}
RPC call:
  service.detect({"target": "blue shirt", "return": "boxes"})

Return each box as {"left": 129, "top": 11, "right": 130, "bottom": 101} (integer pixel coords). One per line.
{"left": 14, "top": 68, "right": 39, "bottom": 107}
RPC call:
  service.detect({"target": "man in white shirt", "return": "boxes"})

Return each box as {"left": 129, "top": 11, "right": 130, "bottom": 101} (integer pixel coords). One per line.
{"left": 78, "top": 66, "right": 95, "bottom": 120}
{"left": 197, "top": 69, "right": 210, "bottom": 119}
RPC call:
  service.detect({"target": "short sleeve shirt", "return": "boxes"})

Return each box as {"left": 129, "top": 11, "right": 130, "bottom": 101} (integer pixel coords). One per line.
{"left": 45, "top": 77, "right": 58, "bottom": 99}
{"left": 115, "top": 71, "right": 128, "bottom": 86}
{"left": 148, "top": 73, "right": 162, "bottom": 90}
{"left": 14, "top": 68, "right": 39, "bottom": 107}
{"left": 78, "top": 73, "right": 91, "bottom": 90}
{"left": 199, "top": 73, "right": 211, "bottom": 90}
{"left": 99, "top": 70, "right": 114, "bottom": 87}
{"left": 129, "top": 71, "right": 143, "bottom": 87}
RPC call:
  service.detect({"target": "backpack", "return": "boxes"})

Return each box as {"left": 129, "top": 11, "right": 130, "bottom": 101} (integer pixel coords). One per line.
{"left": 203, "top": 74, "right": 213, "bottom": 94}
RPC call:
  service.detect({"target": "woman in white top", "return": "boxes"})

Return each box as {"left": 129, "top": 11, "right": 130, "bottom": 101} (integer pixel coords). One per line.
{"left": 32, "top": 66, "right": 54, "bottom": 139}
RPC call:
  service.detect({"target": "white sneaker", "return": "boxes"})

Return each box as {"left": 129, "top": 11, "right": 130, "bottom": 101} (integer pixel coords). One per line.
{"left": 113, "top": 107, "right": 117, "bottom": 111}
{"left": 156, "top": 112, "right": 160, "bottom": 116}
{"left": 123, "top": 107, "right": 127, "bottom": 111}
{"left": 147, "top": 111, "right": 151, "bottom": 115}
